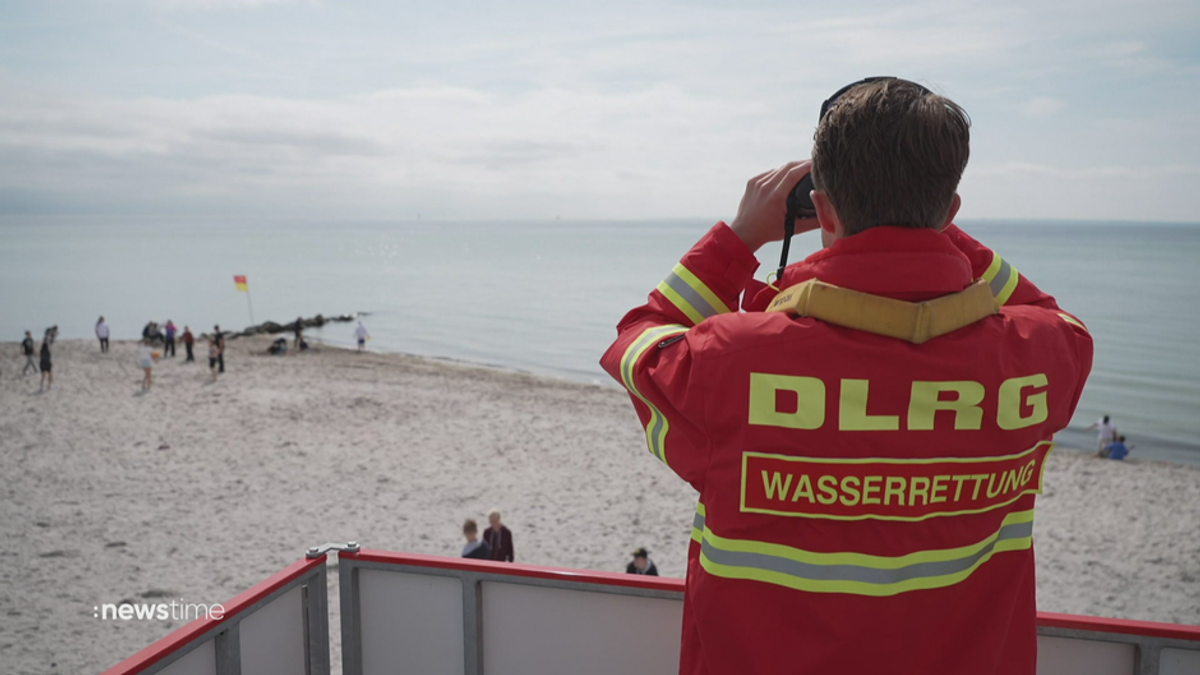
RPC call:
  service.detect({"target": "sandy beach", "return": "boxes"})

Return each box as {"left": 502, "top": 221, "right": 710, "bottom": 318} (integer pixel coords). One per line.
{"left": 2, "top": 338, "right": 1198, "bottom": 674}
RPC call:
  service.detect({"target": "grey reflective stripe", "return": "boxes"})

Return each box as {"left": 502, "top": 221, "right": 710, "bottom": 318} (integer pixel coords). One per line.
{"left": 701, "top": 520, "right": 1033, "bottom": 586}
{"left": 662, "top": 271, "right": 723, "bottom": 320}
{"left": 693, "top": 510, "right": 705, "bottom": 533}
{"left": 988, "top": 257, "right": 1014, "bottom": 298}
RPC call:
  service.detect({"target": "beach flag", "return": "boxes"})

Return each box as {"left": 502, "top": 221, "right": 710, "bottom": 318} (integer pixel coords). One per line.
{"left": 234, "top": 275, "right": 249, "bottom": 292}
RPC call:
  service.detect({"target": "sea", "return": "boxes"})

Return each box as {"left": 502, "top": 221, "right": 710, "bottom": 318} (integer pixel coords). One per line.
{"left": 2, "top": 216, "right": 1198, "bottom": 465}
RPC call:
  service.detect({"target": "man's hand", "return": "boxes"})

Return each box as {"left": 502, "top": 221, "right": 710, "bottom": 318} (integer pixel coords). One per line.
{"left": 729, "top": 161, "right": 820, "bottom": 252}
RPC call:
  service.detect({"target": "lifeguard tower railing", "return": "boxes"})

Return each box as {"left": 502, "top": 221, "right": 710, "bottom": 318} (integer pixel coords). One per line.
{"left": 102, "top": 543, "right": 1200, "bottom": 675}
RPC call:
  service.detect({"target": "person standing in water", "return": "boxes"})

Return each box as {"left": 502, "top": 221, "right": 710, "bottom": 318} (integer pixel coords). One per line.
{"left": 95, "top": 316, "right": 110, "bottom": 353}
{"left": 1086, "top": 415, "right": 1117, "bottom": 456}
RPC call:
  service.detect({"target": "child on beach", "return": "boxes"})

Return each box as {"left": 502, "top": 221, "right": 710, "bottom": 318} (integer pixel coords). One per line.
{"left": 139, "top": 339, "right": 157, "bottom": 391}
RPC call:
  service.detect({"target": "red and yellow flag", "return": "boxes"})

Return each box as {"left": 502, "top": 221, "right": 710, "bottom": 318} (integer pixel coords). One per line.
{"left": 234, "top": 275, "right": 248, "bottom": 292}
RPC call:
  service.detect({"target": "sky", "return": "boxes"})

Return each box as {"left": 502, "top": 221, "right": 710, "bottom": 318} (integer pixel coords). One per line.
{"left": 1, "top": 0, "right": 1198, "bottom": 222}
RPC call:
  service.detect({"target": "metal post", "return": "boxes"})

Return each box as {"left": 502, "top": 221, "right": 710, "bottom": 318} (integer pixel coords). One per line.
{"left": 214, "top": 624, "right": 242, "bottom": 675}
{"left": 1137, "top": 644, "right": 1161, "bottom": 675}
{"left": 339, "top": 557, "right": 363, "bottom": 675}
{"left": 245, "top": 291, "right": 255, "bottom": 326}
{"left": 462, "top": 575, "right": 483, "bottom": 675}
{"left": 304, "top": 565, "right": 331, "bottom": 675}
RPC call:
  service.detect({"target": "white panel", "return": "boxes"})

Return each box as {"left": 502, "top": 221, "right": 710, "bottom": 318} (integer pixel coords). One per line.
{"left": 1037, "top": 636, "right": 1136, "bottom": 675}
{"left": 359, "top": 569, "right": 465, "bottom": 675}
{"left": 239, "top": 586, "right": 306, "bottom": 675}
{"left": 481, "top": 581, "right": 681, "bottom": 675}
{"left": 157, "top": 638, "right": 216, "bottom": 675}
{"left": 1160, "top": 647, "right": 1200, "bottom": 675}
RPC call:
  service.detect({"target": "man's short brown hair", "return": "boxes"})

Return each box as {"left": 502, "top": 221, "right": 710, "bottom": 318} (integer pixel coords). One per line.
{"left": 811, "top": 79, "right": 970, "bottom": 236}
{"left": 463, "top": 519, "right": 478, "bottom": 534}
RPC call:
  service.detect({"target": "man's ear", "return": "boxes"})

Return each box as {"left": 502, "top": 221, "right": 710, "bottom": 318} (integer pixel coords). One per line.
{"left": 812, "top": 190, "right": 841, "bottom": 236}
{"left": 938, "top": 193, "right": 962, "bottom": 232}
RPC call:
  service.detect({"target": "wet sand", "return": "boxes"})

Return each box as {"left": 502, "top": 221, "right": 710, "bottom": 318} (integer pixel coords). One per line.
{"left": 1, "top": 338, "right": 1197, "bottom": 674}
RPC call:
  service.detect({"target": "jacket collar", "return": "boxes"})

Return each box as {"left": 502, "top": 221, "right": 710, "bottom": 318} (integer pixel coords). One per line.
{"left": 747, "top": 226, "right": 974, "bottom": 310}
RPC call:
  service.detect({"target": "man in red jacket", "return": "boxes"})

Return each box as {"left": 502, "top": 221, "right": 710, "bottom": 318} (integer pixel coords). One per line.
{"left": 601, "top": 78, "right": 1093, "bottom": 675}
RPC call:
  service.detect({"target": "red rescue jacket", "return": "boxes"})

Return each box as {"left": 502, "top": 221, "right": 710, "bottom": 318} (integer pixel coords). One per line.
{"left": 601, "top": 223, "right": 1093, "bottom": 675}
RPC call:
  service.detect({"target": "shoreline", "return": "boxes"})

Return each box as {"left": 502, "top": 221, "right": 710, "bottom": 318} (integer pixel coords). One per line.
{"left": 2, "top": 338, "right": 1199, "bottom": 673}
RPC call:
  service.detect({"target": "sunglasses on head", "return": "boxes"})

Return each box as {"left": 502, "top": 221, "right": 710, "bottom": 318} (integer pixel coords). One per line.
{"left": 818, "top": 76, "right": 932, "bottom": 120}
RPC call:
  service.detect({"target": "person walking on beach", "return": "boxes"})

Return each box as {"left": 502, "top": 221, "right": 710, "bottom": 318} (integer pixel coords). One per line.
{"left": 95, "top": 316, "right": 110, "bottom": 353}
{"left": 181, "top": 326, "right": 195, "bottom": 362}
{"left": 139, "top": 339, "right": 157, "bottom": 391}
{"left": 206, "top": 336, "right": 221, "bottom": 382}
{"left": 38, "top": 336, "right": 53, "bottom": 391}
{"left": 626, "top": 548, "right": 659, "bottom": 576}
{"left": 601, "top": 78, "right": 1093, "bottom": 674}
{"left": 482, "top": 509, "right": 514, "bottom": 562}
{"left": 461, "top": 519, "right": 492, "bottom": 560}
{"left": 293, "top": 317, "right": 304, "bottom": 350}
{"left": 1086, "top": 415, "right": 1117, "bottom": 456}
{"left": 163, "top": 320, "right": 177, "bottom": 358}
{"left": 354, "top": 321, "right": 370, "bottom": 352}
{"left": 213, "top": 325, "right": 225, "bottom": 373}
{"left": 21, "top": 331, "right": 37, "bottom": 376}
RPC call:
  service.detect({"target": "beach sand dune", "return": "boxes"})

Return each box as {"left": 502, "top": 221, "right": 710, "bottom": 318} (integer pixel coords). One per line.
{"left": 1, "top": 338, "right": 1197, "bottom": 674}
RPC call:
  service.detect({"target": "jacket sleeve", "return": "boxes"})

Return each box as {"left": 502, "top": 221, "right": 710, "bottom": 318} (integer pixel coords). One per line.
{"left": 600, "top": 222, "right": 759, "bottom": 491}
{"left": 942, "top": 224, "right": 1058, "bottom": 310}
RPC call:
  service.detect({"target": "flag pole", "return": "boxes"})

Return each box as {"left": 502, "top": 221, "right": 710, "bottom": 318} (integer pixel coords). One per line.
{"left": 245, "top": 290, "right": 255, "bottom": 325}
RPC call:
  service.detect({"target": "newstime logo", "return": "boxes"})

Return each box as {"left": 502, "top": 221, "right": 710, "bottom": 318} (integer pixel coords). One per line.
{"left": 94, "top": 599, "right": 226, "bottom": 621}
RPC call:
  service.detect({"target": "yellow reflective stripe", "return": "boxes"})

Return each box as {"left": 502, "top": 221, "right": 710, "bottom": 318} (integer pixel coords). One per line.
{"left": 982, "top": 251, "right": 1004, "bottom": 284}
{"left": 656, "top": 263, "right": 732, "bottom": 325}
{"left": 618, "top": 324, "right": 688, "bottom": 466}
{"left": 995, "top": 265, "right": 1020, "bottom": 305}
{"left": 697, "top": 509, "right": 1034, "bottom": 597}
{"left": 655, "top": 280, "right": 706, "bottom": 325}
{"left": 691, "top": 503, "right": 705, "bottom": 543}
{"left": 673, "top": 264, "right": 732, "bottom": 315}
{"left": 1058, "top": 313, "right": 1088, "bottom": 331}
{"left": 700, "top": 535, "right": 1030, "bottom": 597}
{"left": 982, "top": 252, "right": 1020, "bottom": 306}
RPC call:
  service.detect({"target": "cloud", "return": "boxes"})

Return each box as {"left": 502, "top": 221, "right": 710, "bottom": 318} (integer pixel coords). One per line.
{"left": 1019, "top": 97, "right": 1066, "bottom": 118}
{"left": 145, "top": 0, "right": 317, "bottom": 9}
{"left": 2, "top": 0, "right": 1200, "bottom": 221}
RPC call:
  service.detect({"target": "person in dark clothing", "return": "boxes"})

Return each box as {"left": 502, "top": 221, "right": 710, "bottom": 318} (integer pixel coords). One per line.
{"left": 39, "top": 339, "right": 53, "bottom": 391}
{"left": 163, "top": 320, "right": 177, "bottom": 357}
{"left": 462, "top": 519, "right": 492, "bottom": 560}
{"left": 181, "top": 326, "right": 195, "bottom": 362}
{"left": 95, "top": 316, "right": 110, "bottom": 353}
{"left": 293, "top": 317, "right": 304, "bottom": 349}
{"left": 213, "top": 325, "right": 225, "bottom": 373}
{"left": 626, "top": 548, "right": 659, "bottom": 576}
{"left": 21, "top": 331, "right": 37, "bottom": 375}
{"left": 483, "top": 509, "right": 515, "bottom": 562}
